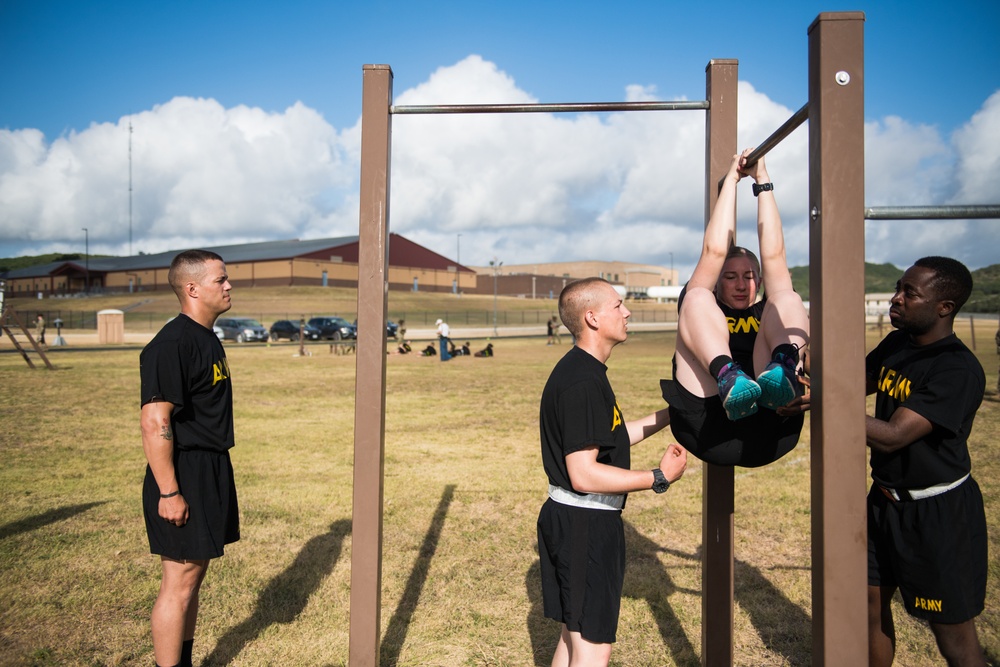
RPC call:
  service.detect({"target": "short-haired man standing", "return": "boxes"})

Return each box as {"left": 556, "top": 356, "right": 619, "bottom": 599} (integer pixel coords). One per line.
{"left": 436, "top": 318, "right": 451, "bottom": 361}
{"left": 537, "top": 277, "right": 687, "bottom": 666}
{"left": 866, "top": 256, "right": 988, "bottom": 667}
{"left": 140, "top": 250, "right": 240, "bottom": 667}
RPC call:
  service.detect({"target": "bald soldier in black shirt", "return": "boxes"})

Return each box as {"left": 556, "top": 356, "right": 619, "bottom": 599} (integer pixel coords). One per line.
{"left": 537, "top": 277, "right": 687, "bottom": 667}
{"left": 140, "top": 250, "right": 241, "bottom": 667}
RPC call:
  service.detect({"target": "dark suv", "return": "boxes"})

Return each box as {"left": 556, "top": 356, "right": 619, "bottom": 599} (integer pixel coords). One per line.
{"left": 307, "top": 316, "right": 357, "bottom": 340}
{"left": 215, "top": 317, "right": 269, "bottom": 343}
{"left": 269, "top": 319, "right": 322, "bottom": 342}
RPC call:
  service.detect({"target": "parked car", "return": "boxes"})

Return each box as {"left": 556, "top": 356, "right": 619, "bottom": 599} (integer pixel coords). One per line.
{"left": 215, "top": 317, "right": 269, "bottom": 343}
{"left": 352, "top": 319, "right": 398, "bottom": 338}
{"left": 307, "top": 316, "right": 357, "bottom": 340}
{"left": 269, "top": 319, "right": 321, "bottom": 342}
{"left": 213, "top": 325, "right": 224, "bottom": 340}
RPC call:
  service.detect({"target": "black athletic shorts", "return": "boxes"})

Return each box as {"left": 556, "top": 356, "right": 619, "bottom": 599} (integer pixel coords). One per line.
{"left": 143, "top": 449, "right": 240, "bottom": 560}
{"left": 537, "top": 498, "right": 624, "bottom": 644}
{"left": 867, "top": 476, "right": 987, "bottom": 623}
{"left": 660, "top": 379, "right": 803, "bottom": 468}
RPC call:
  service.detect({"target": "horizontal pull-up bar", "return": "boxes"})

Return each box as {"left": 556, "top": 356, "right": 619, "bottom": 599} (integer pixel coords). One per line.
{"left": 865, "top": 205, "right": 1000, "bottom": 220}
{"left": 742, "top": 103, "right": 809, "bottom": 168}
{"left": 390, "top": 100, "right": 709, "bottom": 115}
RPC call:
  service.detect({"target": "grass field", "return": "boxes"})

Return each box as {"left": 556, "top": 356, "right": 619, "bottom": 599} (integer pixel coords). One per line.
{"left": 1, "top": 313, "right": 998, "bottom": 665}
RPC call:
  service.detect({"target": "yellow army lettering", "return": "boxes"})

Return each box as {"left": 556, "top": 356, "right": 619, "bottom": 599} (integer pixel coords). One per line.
{"left": 727, "top": 316, "right": 760, "bottom": 334}
{"left": 212, "top": 358, "right": 231, "bottom": 386}
{"left": 914, "top": 596, "right": 943, "bottom": 613}
{"left": 877, "top": 366, "right": 912, "bottom": 401}
{"left": 611, "top": 401, "right": 623, "bottom": 432}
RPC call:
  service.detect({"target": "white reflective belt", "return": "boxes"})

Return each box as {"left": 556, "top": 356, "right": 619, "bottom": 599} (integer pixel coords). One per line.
{"left": 881, "top": 473, "right": 969, "bottom": 502}
{"left": 548, "top": 484, "right": 624, "bottom": 511}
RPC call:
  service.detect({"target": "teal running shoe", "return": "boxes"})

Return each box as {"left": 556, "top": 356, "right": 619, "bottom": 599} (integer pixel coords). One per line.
{"left": 718, "top": 364, "right": 761, "bottom": 420}
{"left": 757, "top": 354, "right": 798, "bottom": 410}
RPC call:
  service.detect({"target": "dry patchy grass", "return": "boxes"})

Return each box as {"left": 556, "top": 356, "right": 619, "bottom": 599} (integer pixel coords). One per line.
{"left": 0, "top": 328, "right": 998, "bottom": 666}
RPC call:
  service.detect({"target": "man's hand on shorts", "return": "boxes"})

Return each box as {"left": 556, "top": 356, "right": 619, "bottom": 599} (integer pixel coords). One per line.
{"left": 159, "top": 495, "right": 190, "bottom": 527}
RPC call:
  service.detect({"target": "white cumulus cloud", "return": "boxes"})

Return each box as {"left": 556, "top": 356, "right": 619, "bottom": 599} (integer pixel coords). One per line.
{"left": 1, "top": 55, "right": 997, "bottom": 276}
{"left": 863, "top": 90, "right": 1000, "bottom": 270}
{"left": 0, "top": 97, "right": 357, "bottom": 256}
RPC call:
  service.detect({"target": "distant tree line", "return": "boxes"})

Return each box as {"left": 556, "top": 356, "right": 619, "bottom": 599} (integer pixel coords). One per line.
{"left": 786, "top": 262, "right": 999, "bottom": 313}
{"left": 0, "top": 253, "right": 84, "bottom": 273}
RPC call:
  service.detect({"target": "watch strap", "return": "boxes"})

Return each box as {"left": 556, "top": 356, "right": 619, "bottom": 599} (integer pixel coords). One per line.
{"left": 652, "top": 468, "right": 670, "bottom": 493}
{"left": 752, "top": 182, "right": 774, "bottom": 197}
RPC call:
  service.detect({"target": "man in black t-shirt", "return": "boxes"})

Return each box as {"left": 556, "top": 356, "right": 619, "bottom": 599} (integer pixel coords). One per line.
{"left": 661, "top": 149, "right": 810, "bottom": 467}
{"left": 865, "top": 257, "right": 988, "bottom": 667}
{"left": 140, "top": 250, "right": 240, "bottom": 667}
{"left": 538, "top": 277, "right": 687, "bottom": 667}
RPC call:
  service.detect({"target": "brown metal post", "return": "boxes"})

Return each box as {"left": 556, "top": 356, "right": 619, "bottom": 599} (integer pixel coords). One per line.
{"left": 349, "top": 64, "right": 393, "bottom": 667}
{"left": 807, "top": 14, "right": 868, "bottom": 666}
{"left": 703, "top": 58, "right": 738, "bottom": 667}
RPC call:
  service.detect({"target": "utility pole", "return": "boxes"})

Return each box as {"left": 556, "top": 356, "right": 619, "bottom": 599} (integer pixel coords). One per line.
{"left": 489, "top": 258, "right": 502, "bottom": 336}
{"left": 129, "top": 120, "right": 133, "bottom": 257}
{"left": 82, "top": 228, "right": 89, "bottom": 293}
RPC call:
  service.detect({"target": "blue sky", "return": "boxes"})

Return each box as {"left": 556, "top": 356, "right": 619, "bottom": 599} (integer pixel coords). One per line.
{"left": 1, "top": 0, "right": 998, "bottom": 274}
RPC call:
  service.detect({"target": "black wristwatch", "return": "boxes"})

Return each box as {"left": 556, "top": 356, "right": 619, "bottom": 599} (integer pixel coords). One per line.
{"left": 752, "top": 182, "right": 774, "bottom": 197}
{"left": 651, "top": 468, "right": 670, "bottom": 494}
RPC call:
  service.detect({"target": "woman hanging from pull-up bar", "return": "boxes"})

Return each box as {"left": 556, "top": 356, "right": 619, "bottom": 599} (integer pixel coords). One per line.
{"left": 661, "top": 147, "right": 810, "bottom": 467}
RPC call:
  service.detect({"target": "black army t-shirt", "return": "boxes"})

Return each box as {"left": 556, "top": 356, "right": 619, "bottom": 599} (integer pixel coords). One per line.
{"left": 540, "top": 346, "right": 631, "bottom": 494}
{"left": 140, "top": 314, "right": 235, "bottom": 452}
{"left": 866, "top": 330, "right": 984, "bottom": 488}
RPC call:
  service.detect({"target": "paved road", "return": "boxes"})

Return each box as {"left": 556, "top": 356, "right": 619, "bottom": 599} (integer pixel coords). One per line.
{"left": 1, "top": 320, "right": 680, "bottom": 353}
{"left": 399, "top": 320, "right": 677, "bottom": 342}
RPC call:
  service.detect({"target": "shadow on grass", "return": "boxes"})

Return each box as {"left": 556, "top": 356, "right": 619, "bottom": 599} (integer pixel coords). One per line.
{"left": 525, "top": 519, "right": 701, "bottom": 666}
{"left": 526, "top": 521, "right": 812, "bottom": 666}
{"left": 0, "top": 502, "right": 106, "bottom": 541}
{"left": 660, "top": 544, "right": 811, "bottom": 664}
{"left": 381, "top": 484, "right": 456, "bottom": 667}
{"left": 664, "top": 544, "right": 811, "bottom": 664}
{"left": 203, "top": 518, "right": 352, "bottom": 666}
{"left": 524, "top": 559, "right": 551, "bottom": 665}
{"left": 733, "top": 558, "right": 811, "bottom": 663}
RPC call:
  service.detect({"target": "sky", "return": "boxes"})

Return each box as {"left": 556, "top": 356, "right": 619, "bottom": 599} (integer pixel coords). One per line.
{"left": 1, "top": 0, "right": 998, "bottom": 280}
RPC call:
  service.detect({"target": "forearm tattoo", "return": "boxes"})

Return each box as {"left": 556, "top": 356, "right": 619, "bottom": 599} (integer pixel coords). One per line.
{"left": 159, "top": 423, "right": 173, "bottom": 441}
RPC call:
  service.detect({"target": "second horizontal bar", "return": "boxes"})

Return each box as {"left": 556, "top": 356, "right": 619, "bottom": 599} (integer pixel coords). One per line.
{"left": 865, "top": 205, "right": 1000, "bottom": 220}
{"left": 390, "top": 100, "right": 710, "bottom": 115}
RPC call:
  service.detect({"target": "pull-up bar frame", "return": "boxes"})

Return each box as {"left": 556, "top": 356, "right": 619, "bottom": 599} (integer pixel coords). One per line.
{"left": 351, "top": 13, "right": 868, "bottom": 666}
{"left": 806, "top": 13, "right": 868, "bottom": 666}
{"left": 391, "top": 100, "right": 710, "bottom": 115}
{"left": 741, "top": 133, "right": 1000, "bottom": 226}
{"left": 866, "top": 205, "right": 1000, "bottom": 220}
{"left": 742, "top": 103, "right": 809, "bottom": 169}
